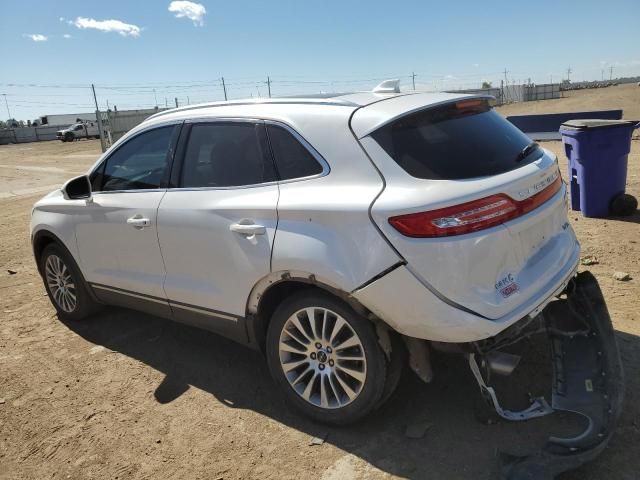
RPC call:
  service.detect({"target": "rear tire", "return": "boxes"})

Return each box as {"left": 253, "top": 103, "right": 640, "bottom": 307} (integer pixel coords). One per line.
{"left": 39, "top": 243, "right": 99, "bottom": 322}
{"left": 266, "top": 290, "right": 387, "bottom": 424}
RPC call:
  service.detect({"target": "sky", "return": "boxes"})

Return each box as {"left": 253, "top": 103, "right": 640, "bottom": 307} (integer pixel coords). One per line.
{"left": 1, "top": 0, "right": 639, "bottom": 121}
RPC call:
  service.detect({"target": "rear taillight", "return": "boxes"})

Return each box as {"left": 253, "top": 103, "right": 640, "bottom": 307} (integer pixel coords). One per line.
{"left": 389, "top": 176, "right": 562, "bottom": 238}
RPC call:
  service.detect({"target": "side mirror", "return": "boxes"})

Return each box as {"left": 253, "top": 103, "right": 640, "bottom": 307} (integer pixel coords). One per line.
{"left": 62, "top": 175, "right": 92, "bottom": 200}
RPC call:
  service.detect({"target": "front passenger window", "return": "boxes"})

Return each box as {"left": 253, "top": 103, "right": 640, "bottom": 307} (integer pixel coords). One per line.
{"left": 97, "top": 125, "right": 176, "bottom": 191}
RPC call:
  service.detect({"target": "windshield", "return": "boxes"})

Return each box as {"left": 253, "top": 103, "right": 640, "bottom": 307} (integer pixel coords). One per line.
{"left": 371, "top": 101, "right": 543, "bottom": 180}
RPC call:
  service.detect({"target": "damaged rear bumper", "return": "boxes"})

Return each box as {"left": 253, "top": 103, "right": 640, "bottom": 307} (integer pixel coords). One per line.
{"left": 472, "top": 271, "right": 624, "bottom": 479}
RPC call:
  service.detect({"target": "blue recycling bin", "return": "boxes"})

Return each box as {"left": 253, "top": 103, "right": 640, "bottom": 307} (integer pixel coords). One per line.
{"left": 559, "top": 119, "right": 638, "bottom": 218}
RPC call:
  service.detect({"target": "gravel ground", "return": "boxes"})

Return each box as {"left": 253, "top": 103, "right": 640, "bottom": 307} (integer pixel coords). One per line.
{"left": 1, "top": 87, "right": 639, "bottom": 479}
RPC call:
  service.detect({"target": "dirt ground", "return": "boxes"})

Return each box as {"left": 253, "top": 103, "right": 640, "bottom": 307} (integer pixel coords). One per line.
{"left": 1, "top": 87, "right": 639, "bottom": 480}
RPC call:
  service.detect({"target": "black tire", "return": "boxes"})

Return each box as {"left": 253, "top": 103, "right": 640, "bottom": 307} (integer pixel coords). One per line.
{"left": 610, "top": 193, "right": 638, "bottom": 217}
{"left": 266, "top": 290, "right": 387, "bottom": 424}
{"left": 376, "top": 331, "right": 406, "bottom": 408}
{"left": 64, "top": 132, "right": 74, "bottom": 142}
{"left": 39, "top": 243, "right": 99, "bottom": 322}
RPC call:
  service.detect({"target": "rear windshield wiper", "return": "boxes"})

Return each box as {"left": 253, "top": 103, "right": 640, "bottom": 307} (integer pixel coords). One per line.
{"left": 514, "top": 142, "right": 540, "bottom": 163}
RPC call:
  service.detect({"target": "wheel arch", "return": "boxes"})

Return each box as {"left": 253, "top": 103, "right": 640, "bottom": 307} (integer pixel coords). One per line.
{"left": 245, "top": 270, "right": 378, "bottom": 352}
{"left": 32, "top": 229, "right": 66, "bottom": 274}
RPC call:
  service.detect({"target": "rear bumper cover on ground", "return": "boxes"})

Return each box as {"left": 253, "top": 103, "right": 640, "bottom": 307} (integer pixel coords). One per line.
{"left": 496, "top": 271, "right": 624, "bottom": 479}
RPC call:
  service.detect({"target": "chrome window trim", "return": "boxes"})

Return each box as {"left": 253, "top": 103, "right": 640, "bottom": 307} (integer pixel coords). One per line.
{"left": 92, "top": 188, "right": 167, "bottom": 195}
{"left": 164, "top": 118, "right": 330, "bottom": 192}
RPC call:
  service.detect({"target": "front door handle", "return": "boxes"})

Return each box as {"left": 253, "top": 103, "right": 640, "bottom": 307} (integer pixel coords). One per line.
{"left": 229, "top": 223, "right": 266, "bottom": 236}
{"left": 127, "top": 215, "right": 150, "bottom": 229}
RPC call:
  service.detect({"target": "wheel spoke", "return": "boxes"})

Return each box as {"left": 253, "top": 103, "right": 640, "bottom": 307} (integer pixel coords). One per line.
{"left": 279, "top": 340, "right": 307, "bottom": 355}
{"left": 328, "top": 317, "right": 347, "bottom": 346}
{"left": 336, "top": 351, "right": 364, "bottom": 360}
{"left": 289, "top": 315, "right": 313, "bottom": 344}
{"left": 334, "top": 370, "right": 359, "bottom": 401}
{"left": 327, "top": 373, "right": 342, "bottom": 406}
{"left": 320, "top": 375, "right": 329, "bottom": 408}
{"left": 282, "top": 358, "right": 309, "bottom": 373}
{"left": 301, "top": 372, "right": 317, "bottom": 401}
{"left": 336, "top": 363, "right": 366, "bottom": 383}
{"left": 334, "top": 334, "right": 361, "bottom": 351}
{"left": 321, "top": 310, "right": 330, "bottom": 342}
{"left": 290, "top": 366, "right": 312, "bottom": 386}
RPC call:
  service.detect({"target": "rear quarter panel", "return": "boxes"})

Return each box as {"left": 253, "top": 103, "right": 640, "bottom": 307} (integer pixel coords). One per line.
{"left": 271, "top": 109, "right": 401, "bottom": 292}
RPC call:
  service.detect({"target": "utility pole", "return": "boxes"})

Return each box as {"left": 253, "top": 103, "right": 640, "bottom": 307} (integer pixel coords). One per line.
{"left": 601, "top": 69, "right": 605, "bottom": 81}
{"left": 2, "top": 94, "right": 10, "bottom": 118}
{"left": 187, "top": 96, "right": 190, "bottom": 105}
{"left": 411, "top": 72, "right": 416, "bottom": 90}
{"left": 106, "top": 100, "right": 110, "bottom": 111}
{"left": 165, "top": 97, "right": 168, "bottom": 108}
{"left": 91, "top": 84, "right": 107, "bottom": 153}
{"left": 221, "top": 77, "right": 228, "bottom": 101}
{"left": 609, "top": 66, "right": 613, "bottom": 81}
{"left": 566, "top": 67, "right": 571, "bottom": 83}
{"left": 153, "top": 88, "right": 158, "bottom": 108}
{"left": 266, "top": 76, "right": 272, "bottom": 98}
{"left": 550, "top": 74, "right": 553, "bottom": 84}
{"left": 174, "top": 97, "right": 178, "bottom": 108}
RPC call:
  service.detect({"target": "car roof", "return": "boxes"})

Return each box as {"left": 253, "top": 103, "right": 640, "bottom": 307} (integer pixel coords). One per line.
{"left": 142, "top": 90, "right": 490, "bottom": 138}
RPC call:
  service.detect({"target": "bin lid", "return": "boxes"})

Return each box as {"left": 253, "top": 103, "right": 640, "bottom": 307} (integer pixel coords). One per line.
{"left": 560, "top": 119, "right": 637, "bottom": 130}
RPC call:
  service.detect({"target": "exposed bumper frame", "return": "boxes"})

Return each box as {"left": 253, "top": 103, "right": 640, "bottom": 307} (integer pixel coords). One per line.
{"left": 472, "top": 272, "right": 624, "bottom": 479}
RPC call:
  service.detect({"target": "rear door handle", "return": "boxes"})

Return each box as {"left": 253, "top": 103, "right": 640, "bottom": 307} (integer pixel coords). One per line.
{"left": 127, "top": 215, "right": 150, "bottom": 228}
{"left": 229, "top": 223, "right": 266, "bottom": 236}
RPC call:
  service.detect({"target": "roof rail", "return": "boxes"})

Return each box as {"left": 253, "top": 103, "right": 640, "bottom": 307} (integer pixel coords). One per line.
{"left": 372, "top": 79, "right": 401, "bottom": 93}
{"left": 146, "top": 97, "right": 358, "bottom": 122}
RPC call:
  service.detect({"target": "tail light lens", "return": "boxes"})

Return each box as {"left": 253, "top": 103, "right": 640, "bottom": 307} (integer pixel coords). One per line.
{"left": 389, "top": 175, "right": 562, "bottom": 238}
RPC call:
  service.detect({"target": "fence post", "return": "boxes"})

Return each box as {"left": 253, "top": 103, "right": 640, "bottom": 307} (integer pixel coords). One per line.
{"left": 91, "top": 84, "right": 107, "bottom": 152}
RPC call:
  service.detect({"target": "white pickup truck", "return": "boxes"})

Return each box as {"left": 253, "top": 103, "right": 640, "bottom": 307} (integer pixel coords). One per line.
{"left": 56, "top": 122, "right": 100, "bottom": 142}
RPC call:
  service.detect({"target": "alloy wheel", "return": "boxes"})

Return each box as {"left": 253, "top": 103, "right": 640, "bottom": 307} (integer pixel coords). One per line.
{"left": 45, "top": 254, "right": 77, "bottom": 313}
{"left": 278, "top": 306, "right": 367, "bottom": 409}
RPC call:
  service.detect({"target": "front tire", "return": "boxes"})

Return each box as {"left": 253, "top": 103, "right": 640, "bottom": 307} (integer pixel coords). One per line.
{"left": 39, "top": 243, "right": 98, "bottom": 322}
{"left": 266, "top": 290, "right": 387, "bottom": 424}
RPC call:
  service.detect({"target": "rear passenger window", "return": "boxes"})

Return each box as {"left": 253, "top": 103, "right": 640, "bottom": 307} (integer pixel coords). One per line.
{"left": 267, "top": 125, "right": 323, "bottom": 180}
{"left": 181, "top": 123, "right": 276, "bottom": 188}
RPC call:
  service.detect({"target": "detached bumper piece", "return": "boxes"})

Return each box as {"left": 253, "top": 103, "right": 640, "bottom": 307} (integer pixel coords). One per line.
{"left": 472, "top": 272, "right": 624, "bottom": 479}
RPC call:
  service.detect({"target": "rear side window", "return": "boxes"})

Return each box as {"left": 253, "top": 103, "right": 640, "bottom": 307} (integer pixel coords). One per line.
{"left": 180, "top": 123, "right": 276, "bottom": 188}
{"left": 97, "top": 125, "right": 176, "bottom": 191}
{"left": 267, "top": 125, "right": 323, "bottom": 180}
{"left": 371, "top": 101, "right": 542, "bottom": 180}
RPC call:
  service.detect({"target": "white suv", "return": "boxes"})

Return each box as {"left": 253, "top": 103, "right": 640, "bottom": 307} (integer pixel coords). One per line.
{"left": 32, "top": 85, "right": 618, "bottom": 440}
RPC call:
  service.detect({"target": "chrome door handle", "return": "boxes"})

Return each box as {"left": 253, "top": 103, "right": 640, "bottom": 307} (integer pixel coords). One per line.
{"left": 229, "top": 223, "right": 266, "bottom": 236}
{"left": 127, "top": 216, "right": 150, "bottom": 228}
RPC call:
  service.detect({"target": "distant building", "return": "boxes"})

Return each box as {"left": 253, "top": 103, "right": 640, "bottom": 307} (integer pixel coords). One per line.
{"left": 38, "top": 112, "right": 98, "bottom": 127}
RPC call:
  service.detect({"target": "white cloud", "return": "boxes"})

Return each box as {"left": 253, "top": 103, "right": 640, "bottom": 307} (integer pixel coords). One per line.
{"left": 72, "top": 17, "right": 141, "bottom": 37}
{"left": 63, "top": 34, "right": 72, "bottom": 39}
{"left": 168, "top": 1, "right": 206, "bottom": 26}
{"left": 59, "top": 17, "right": 65, "bottom": 22}
{"left": 472, "top": 63, "right": 479, "bottom": 68}
{"left": 25, "top": 34, "right": 48, "bottom": 42}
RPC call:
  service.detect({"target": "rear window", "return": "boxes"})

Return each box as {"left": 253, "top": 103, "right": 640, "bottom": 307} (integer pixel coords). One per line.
{"left": 371, "top": 100, "right": 542, "bottom": 180}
